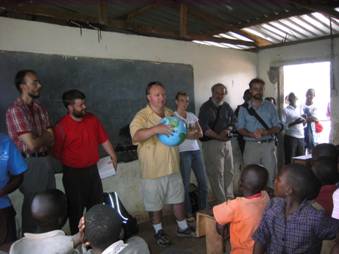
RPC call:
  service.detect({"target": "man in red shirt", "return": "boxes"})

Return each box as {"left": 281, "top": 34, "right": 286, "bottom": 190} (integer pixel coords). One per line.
{"left": 53, "top": 89, "right": 117, "bottom": 234}
{"left": 6, "top": 69, "right": 55, "bottom": 234}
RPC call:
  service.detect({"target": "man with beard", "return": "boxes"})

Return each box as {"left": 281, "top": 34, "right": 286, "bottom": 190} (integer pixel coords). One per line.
{"left": 236, "top": 78, "right": 281, "bottom": 189}
{"left": 198, "top": 83, "right": 235, "bottom": 204}
{"left": 53, "top": 89, "right": 117, "bottom": 234}
{"left": 6, "top": 70, "right": 56, "bottom": 233}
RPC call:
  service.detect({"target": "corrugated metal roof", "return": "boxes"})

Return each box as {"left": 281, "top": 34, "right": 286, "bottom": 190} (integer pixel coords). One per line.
{"left": 194, "top": 10, "right": 339, "bottom": 50}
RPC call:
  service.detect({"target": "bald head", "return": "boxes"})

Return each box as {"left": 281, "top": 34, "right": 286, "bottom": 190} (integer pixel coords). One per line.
{"left": 31, "top": 189, "right": 67, "bottom": 232}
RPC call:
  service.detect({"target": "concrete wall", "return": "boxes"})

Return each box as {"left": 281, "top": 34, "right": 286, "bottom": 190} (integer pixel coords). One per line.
{"left": 257, "top": 38, "right": 339, "bottom": 143}
{"left": 1, "top": 17, "right": 256, "bottom": 222}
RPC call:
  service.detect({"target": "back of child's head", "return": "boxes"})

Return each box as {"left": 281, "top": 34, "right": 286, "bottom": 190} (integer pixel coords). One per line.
{"left": 312, "top": 143, "right": 338, "bottom": 161}
{"left": 31, "top": 189, "right": 67, "bottom": 231}
{"left": 240, "top": 164, "right": 268, "bottom": 195}
{"left": 312, "top": 157, "right": 338, "bottom": 185}
{"left": 280, "top": 164, "right": 321, "bottom": 201}
{"left": 84, "top": 204, "right": 122, "bottom": 251}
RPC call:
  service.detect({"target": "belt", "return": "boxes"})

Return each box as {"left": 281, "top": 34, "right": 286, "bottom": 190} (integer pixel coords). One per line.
{"left": 21, "top": 151, "right": 48, "bottom": 158}
{"left": 247, "top": 139, "right": 273, "bottom": 144}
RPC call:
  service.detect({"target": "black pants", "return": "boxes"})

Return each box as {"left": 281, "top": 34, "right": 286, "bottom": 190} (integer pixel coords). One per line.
{"left": 284, "top": 135, "right": 305, "bottom": 164}
{"left": 62, "top": 164, "right": 103, "bottom": 234}
{"left": 0, "top": 206, "right": 17, "bottom": 246}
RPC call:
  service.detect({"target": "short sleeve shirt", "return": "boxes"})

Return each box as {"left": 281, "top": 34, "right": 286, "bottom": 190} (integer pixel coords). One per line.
{"left": 236, "top": 100, "right": 281, "bottom": 141}
{"left": 6, "top": 97, "right": 52, "bottom": 153}
{"left": 0, "top": 133, "right": 27, "bottom": 208}
{"left": 130, "top": 105, "right": 179, "bottom": 179}
{"left": 213, "top": 191, "right": 269, "bottom": 254}
{"left": 53, "top": 113, "right": 109, "bottom": 168}
{"left": 282, "top": 105, "right": 304, "bottom": 138}
{"left": 174, "top": 111, "right": 200, "bottom": 152}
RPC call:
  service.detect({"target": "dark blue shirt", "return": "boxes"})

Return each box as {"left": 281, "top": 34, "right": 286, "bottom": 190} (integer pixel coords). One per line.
{"left": 198, "top": 98, "right": 234, "bottom": 134}
{"left": 253, "top": 197, "right": 339, "bottom": 254}
{"left": 0, "top": 133, "right": 27, "bottom": 208}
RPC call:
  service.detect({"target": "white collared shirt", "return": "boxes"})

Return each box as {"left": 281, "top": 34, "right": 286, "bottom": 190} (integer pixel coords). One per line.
{"left": 282, "top": 104, "right": 304, "bottom": 138}
{"left": 102, "top": 240, "right": 127, "bottom": 254}
{"left": 9, "top": 230, "right": 74, "bottom": 254}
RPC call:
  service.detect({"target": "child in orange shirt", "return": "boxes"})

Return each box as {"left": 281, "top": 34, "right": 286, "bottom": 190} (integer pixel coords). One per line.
{"left": 213, "top": 164, "right": 270, "bottom": 254}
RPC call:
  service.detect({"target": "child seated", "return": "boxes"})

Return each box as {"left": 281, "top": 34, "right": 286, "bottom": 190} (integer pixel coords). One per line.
{"left": 253, "top": 164, "right": 339, "bottom": 254}
{"left": 9, "top": 189, "right": 82, "bottom": 254}
{"left": 312, "top": 157, "right": 338, "bottom": 216}
{"left": 213, "top": 164, "right": 270, "bottom": 254}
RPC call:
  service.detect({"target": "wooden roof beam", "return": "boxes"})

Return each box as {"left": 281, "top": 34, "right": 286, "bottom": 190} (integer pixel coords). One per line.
{"left": 98, "top": 0, "right": 108, "bottom": 25}
{"left": 125, "top": 2, "right": 159, "bottom": 22}
{"left": 0, "top": 2, "right": 126, "bottom": 29}
{"left": 179, "top": 3, "right": 188, "bottom": 38}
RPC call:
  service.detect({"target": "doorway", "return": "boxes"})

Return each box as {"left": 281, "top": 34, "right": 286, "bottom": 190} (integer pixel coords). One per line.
{"left": 282, "top": 61, "right": 331, "bottom": 145}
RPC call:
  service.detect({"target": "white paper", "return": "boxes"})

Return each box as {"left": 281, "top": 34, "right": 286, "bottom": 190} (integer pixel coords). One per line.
{"left": 292, "top": 154, "right": 312, "bottom": 160}
{"left": 97, "top": 156, "right": 116, "bottom": 179}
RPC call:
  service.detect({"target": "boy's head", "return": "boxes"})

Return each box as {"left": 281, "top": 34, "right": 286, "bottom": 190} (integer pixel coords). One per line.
{"left": 312, "top": 143, "right": 337, "bottom": 161}
{"left": 84, "top": 204, "right": 122, "bottom": 252}
{"left": 312, "top": 157, "right": 338, "bottom": 185}
{"left": 275, "top": 164, "right": 321, "bottom": 202}
{"left": 239, "top": 164, "right": 268, "bottom": 196}
{"left": 31, "top": 189, "right": 67, "bottom": 232}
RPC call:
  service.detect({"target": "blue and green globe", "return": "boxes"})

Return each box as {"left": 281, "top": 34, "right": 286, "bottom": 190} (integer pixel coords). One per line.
{"left": 157, "top": 116, "right": 187, "bottom": 147}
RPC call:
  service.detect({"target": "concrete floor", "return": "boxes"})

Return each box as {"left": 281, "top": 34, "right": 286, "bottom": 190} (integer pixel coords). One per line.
{"left": 138, "top": 215, "right": 206, "bottom": 254}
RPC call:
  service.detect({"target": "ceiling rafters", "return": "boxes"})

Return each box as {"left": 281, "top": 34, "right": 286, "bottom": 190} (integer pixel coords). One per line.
{"left": 288, "top": 0, "right": 339, "bottom": 20}
{"left": 0, "top": 0, "right": 338, "bottom": 51}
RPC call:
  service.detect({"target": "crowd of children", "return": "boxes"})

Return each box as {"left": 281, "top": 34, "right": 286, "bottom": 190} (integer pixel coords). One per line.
{"left": 213, "top": 143, "right": 339, "bottom": 254}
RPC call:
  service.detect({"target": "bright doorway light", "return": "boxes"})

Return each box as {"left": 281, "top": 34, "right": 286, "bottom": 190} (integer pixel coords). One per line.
{"left": 283, "top": 61, "right": 331, "bottom": 144}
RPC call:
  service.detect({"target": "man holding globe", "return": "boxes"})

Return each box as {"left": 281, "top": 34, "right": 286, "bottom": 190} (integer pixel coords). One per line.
{"left": 130, "top": 81, "right": 194, "bottom": 247}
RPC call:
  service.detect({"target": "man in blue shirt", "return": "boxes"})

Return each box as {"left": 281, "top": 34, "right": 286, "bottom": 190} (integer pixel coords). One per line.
{"left": 236, "top": 78, "right": 281, "bottom": 189}
{"left": 0, "top": 133, "right": 27, "bottom": 248}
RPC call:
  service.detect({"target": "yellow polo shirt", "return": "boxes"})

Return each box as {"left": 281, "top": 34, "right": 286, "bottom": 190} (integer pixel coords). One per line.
{"left": 130, "top": 105, "right": 179, "bottom": 179}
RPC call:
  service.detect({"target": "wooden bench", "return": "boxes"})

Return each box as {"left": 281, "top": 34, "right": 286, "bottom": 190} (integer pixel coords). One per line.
{"left": 196, "top": 212, "right": 224, "bottom": 254}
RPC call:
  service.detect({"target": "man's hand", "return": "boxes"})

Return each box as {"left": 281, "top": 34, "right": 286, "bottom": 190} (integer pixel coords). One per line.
{"left": 111, "top": 156, "right": 118, "bottom": 171}
{"left": 155, "top": 124, "right": 173, "bottom": 136}
{"left": 252, "top": 129, "right": 263, "bottom": 139}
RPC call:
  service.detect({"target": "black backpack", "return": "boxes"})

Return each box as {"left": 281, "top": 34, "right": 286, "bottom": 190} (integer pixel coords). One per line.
{"left": 103, "top": 192, "right": 139, "bottom": 240}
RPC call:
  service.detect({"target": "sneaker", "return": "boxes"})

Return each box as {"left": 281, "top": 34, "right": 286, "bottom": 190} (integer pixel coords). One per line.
{"left": 177, "top": 226, "right": 196, "bottom": 237}
{"left": 155, "top": 229, "right": 171, "bottom": 247}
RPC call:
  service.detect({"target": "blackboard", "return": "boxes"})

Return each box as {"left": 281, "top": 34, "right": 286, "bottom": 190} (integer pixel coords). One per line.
{"left": 0, "top": 50, "right": 195, "bottom": 150}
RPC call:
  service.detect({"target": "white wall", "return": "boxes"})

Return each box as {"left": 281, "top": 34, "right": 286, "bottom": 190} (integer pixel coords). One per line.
{"left": 258, "top": 38, "right": 339, "bottom": 143}
{"left": 1, "top": 17, "right": 256, "bottom": 221}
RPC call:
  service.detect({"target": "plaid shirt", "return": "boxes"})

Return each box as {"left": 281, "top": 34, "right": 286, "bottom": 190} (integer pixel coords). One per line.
{"left": 253, "top": 197, "right": 339, "bottom": 254}
{"left": 6, "top": 97, "right": 52, "bottom": 153}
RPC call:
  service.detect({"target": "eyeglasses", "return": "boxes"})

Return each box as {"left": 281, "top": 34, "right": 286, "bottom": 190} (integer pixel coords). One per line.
{"left": 24, "top": 80, "right": 41, "bottom": 86}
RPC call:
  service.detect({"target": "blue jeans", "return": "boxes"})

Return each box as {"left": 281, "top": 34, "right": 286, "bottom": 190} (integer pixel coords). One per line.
{"left": 179, "top": 150, "right": 208, "bottom": 215}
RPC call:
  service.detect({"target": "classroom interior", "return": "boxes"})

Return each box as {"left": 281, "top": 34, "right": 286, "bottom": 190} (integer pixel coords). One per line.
{"left": 1, "top": 1, "right": 339, "bottom": 253}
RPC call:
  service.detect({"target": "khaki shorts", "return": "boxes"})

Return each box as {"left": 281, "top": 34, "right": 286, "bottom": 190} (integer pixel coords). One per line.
{"left": 142, "top": 173, "right": 184, "bottom": 211}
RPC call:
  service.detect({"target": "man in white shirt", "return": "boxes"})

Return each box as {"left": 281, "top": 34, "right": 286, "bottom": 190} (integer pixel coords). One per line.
{"left": 282, "top": 93, "right": 306, "bottom": 164}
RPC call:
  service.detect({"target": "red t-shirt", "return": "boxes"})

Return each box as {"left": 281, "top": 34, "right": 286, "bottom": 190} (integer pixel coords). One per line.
{"left": 315, "top": 184, "right": 336, "bottom": 216}
{"left": 53, "top": 113, "right": 108, "bottom": 168}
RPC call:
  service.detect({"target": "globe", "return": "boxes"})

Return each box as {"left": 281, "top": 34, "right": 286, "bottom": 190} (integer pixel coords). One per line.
{"left": 157, "top": 116, "right": 187, "bottom": 147}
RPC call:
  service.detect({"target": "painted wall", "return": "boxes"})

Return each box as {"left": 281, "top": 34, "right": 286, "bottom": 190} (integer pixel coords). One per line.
{"left": 258, "top": 38, "right": 339, "bottom": 143}
{"left": 1, "top": 17, "right": 256, "bottom": 223}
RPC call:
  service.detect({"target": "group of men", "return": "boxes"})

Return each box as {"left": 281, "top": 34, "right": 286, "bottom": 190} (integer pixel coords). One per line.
{"left": 1, "top": 69, "right": 118, "bottom": 249}
{"left": 1, "top": 69, "right": 283, "bottom": 249}
{"left": 129, "top": 78, "right": 282, "bottom": 246}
